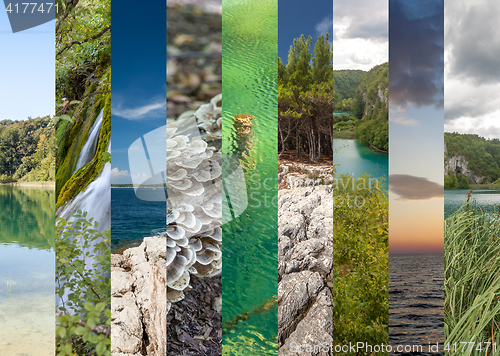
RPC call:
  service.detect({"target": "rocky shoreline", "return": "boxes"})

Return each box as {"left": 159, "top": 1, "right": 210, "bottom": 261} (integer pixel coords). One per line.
{"left": 278, "top": 163, "right": 334, "bottom": 356}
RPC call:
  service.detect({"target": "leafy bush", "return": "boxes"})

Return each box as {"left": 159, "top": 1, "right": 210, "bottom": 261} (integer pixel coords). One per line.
{"left": 56, "top": 211, "right": 110, "bottom": 356}
{"left": 331, "top": 174, "right": 389, "bottom": 351}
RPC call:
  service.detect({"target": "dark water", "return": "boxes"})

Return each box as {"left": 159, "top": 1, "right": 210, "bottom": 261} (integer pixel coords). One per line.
{"left": 111, "top": 188, "right": 166, "bottom": 251}
{"left": 333, "top": 138, "right": 388, "bottom": 183}
{"left": 222, "top": 0, "right": 278, "bottom": 354}
{"left": 0, "top": 186, "right": 55, "bottom": 355}
{"left": 444, "top": 189, "right": 500, "bottom": 218}
{"left": 389, "top": 254, "right": 444, "bottom": 355}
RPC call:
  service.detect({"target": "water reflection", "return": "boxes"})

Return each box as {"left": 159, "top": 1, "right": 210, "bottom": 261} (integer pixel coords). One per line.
{"left": 0, "top": 185, "right": 55, "bottom": 355}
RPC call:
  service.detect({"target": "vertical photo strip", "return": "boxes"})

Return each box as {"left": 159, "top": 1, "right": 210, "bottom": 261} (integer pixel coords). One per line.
{"left": 222, "top": 0, "right": 278, "bottom": 354}
{"left": 330, "top": 0, "right": 389, "bottom": 353}
{"left": 389, "top": 0, "right": 444, "bottom": 353}
{"left": 444, "top": 0, "right": 500, "bottom": 353}
{"left": 167, "top": 0, "right": 222, "bottom": 354}
{"left": 111, "top": 0, "right": 166, "bottom": 354}
{"left": 277, "top": 0, "right": 334, "bottom": 353}
{"left": 0, "top": 8, "right": 55, "bottom": 355}
{"left": 54, "top": 0, "right": 111, "bottom": 354}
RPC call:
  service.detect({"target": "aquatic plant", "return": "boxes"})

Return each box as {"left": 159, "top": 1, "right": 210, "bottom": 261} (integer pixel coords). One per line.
{"left": 55, "top": 211, "right": 110, "bottom": 356}
{"left": 6, "top": 276, "right": 16, "bottom": 293}
{"left": 444, "top": 199, "right": 500, "bottom": 355}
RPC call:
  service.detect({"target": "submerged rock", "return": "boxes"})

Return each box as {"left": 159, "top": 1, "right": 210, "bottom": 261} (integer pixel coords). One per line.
{"left": 278, "top": 168, "right": 333, "bottom": 356}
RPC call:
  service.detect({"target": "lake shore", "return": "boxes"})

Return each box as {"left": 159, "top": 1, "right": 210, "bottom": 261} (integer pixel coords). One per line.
{"left": 0, "top": 181, "right": 55, "bottom": 188}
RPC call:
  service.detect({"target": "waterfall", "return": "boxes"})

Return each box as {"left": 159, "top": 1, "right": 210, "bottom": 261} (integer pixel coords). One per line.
{"left": 58, "top": 158, "right": 111, "bottom": 232}
{"left": 56, "top": 112, "right": 110, "bottom": 311}
{"left": 74, "top": 110, "right": 104, "bottom": 172}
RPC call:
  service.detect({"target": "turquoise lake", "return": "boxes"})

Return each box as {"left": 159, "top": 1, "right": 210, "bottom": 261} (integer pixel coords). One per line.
{"left": 444, "top": 189, "right": 500, "bottom": 219}
{"left": 222, "top": 0, "right": 278, "bottom": 354}
{"left": 0, "top": 186, "right": 55, "bottom": 355}
{"left": 333, "top": 138, "right": 388, "bottom": 184}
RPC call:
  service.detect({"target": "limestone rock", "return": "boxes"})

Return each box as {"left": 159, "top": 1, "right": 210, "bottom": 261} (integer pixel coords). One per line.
{"left": 278, "top": 165, "right": 333, "bottom": 355}
{"left": 111, "top": 236, "right": 167, "bottom": 356}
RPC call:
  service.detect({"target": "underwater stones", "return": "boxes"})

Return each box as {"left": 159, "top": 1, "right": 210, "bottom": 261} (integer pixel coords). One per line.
{"left": 167, "top": 94, "right": 223, "bottom": 313}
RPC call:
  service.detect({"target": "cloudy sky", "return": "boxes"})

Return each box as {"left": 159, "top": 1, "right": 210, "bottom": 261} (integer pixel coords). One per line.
{"left": 389, "top": 0, "right": 444, "bottom": 254}
{"left": 444, "top": 0, "right": 500, "bottom": 139}
{"left": 332, "top": 0, "right": 388, "bottom": 70}
{"left": 111, "top": 0, "right": 166, "bottom": 185}
{"left": 0, "top": 12, "right": 54, "bottom": 120}
{"left": 278, "top": 0, "right": 332, "bottom": 64}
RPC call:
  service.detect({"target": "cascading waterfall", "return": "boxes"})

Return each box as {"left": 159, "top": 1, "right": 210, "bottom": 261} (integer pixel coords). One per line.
{"left": 56, "top": 110, "right": 110, "bottom": 310}
{"left": 74, "top": 110, "right": 104, "bottom": 172}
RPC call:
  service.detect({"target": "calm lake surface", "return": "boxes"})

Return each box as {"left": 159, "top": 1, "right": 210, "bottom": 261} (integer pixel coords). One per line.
{"left": 333, "top": 138, "right": 388, "bottom": 183}
{"left": 222, "top": 0, "right": 278, "bottom": 354}
{"left": 111, "top": 188, "right": 166, "bottom": 251}
{"left": 389, "top": 254, "right": 444, "bottom": 356}
{"left": 444, "top": 189, "right": 500, "bottom": 218}
{"left": 0, "top": 186, "right": 55, "bottom": 355}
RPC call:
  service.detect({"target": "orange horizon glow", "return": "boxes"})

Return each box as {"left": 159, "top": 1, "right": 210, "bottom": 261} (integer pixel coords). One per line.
{"left": 389, "top": 196, "right": 444, "bottom": 254}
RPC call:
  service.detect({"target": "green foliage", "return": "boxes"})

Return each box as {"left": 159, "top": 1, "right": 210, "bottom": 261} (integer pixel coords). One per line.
{"left": 278, "top": 33, "right": 334, "bottom": 160}
{"left": 444, "top": 172, "right": 459, "bottom": 189}
{"left": 444, "top": 200, "right": 500, "bottom": 355}
{"left": 56, "top": 211, "right": 110, "bottom": 356}
{"left": 332, "top": 70, "right": 365, "bottom": 100}
{"left": 331, "top": 174, "right": 388, "bottom": 350}
{"left": 0, "top": 116, "right": 56, "bottom": 182}
{"left": 445, "top": 132, "right": 500, "bottom": 183}
{"left": 55, "top": 0, "right": 111, "bottom": 207}
{"left": 352, "top": 63, "right": 389, "bottom": 152}
{"left": 457, "top": 173, "right": 471, "bottom": 189}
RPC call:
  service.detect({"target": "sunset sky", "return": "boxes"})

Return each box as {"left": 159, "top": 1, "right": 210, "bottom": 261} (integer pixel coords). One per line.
{"left": 389, "top": 0, "right": 444, "bottom": 254}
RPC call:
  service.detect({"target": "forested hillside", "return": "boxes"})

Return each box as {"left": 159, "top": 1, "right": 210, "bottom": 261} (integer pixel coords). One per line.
{"left": 333, "top": 69, "right": 365, "bottom": 100}
{"left": 332, "top": 63, "right": 388, "bottom": 152}
{"left": 278, "top": 33, "right": 333, "bottom": 161}
{"left": 445, "top": 132, "right": 500, "bottom": 187}
{"left": 0, "top": 117, "right": 55, "bottom": 183}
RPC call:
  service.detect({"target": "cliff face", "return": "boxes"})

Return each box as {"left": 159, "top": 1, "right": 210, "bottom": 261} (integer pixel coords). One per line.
{"left": 444, "top": 143, "right": 486, "bottom": 184}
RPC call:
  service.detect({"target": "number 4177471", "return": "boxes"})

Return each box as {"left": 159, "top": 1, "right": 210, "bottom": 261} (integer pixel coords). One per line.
{"left": 5, "top": 3, "right": 58, "bottom": 14}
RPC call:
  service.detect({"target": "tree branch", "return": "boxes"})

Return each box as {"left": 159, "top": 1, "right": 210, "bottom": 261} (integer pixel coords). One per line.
{"left": 57, "top": 25, "right": 111, "bottom": 56}
{"left": 56, "top": 311, "right": 110, "bottom": 336}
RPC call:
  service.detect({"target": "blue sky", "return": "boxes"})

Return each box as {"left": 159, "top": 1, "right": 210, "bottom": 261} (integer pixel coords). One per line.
{"left": 110, "top": 0, "right": 166, "bottom": 184}
{"left": 0, "top": 10, "right": 54, "bottom": 120}
{"left": 278, "top": 0, "right": 332, "bottom": 64}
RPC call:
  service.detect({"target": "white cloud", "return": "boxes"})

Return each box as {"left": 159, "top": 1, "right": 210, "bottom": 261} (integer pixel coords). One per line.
{"left": 390, "top": 106, "right": 418, "bottom": 126}
{"left": 113, "top": 99, "right": 166, "bottom": 120}
{"left": 333, "top": 0, "right": 388, "bottom": 70}
{"left": 111, "top": 167, "right": 130, "bottom": 183}
{"left": 445, "top": 0, "right": 500, "bottom": 135}
{"left": 315, "top": 16, "right": 333, "bottom": 37}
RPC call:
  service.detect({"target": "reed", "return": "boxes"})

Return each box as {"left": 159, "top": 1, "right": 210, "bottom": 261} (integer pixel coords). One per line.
{"left": 445, "top": 199, "right": 500, "bottom": 355}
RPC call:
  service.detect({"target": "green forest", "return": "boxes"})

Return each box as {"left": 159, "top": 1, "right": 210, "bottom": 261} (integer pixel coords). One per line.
{"left": 278, "top": 34, "right": 334, "bottom": 161}
{"left": 332, "top": 63, "right": 389, "bottom": 152}
{"left": 277, "top": 33, "right": 388, "bottom": 159}
{"left": 0, "top": 117, "right": 56, "bottom": 183}
{"left": 444, "top": 132, "right": 500, "bottom": 189}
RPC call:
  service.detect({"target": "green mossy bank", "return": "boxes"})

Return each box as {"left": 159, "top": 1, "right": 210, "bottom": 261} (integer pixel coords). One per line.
{"left": 55, "top": 67, "right": 110, "bottom": 210}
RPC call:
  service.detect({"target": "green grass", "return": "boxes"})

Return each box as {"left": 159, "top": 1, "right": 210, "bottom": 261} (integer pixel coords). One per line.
{"left": 445, "top": 199, "right": 500, "bottom": 355}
